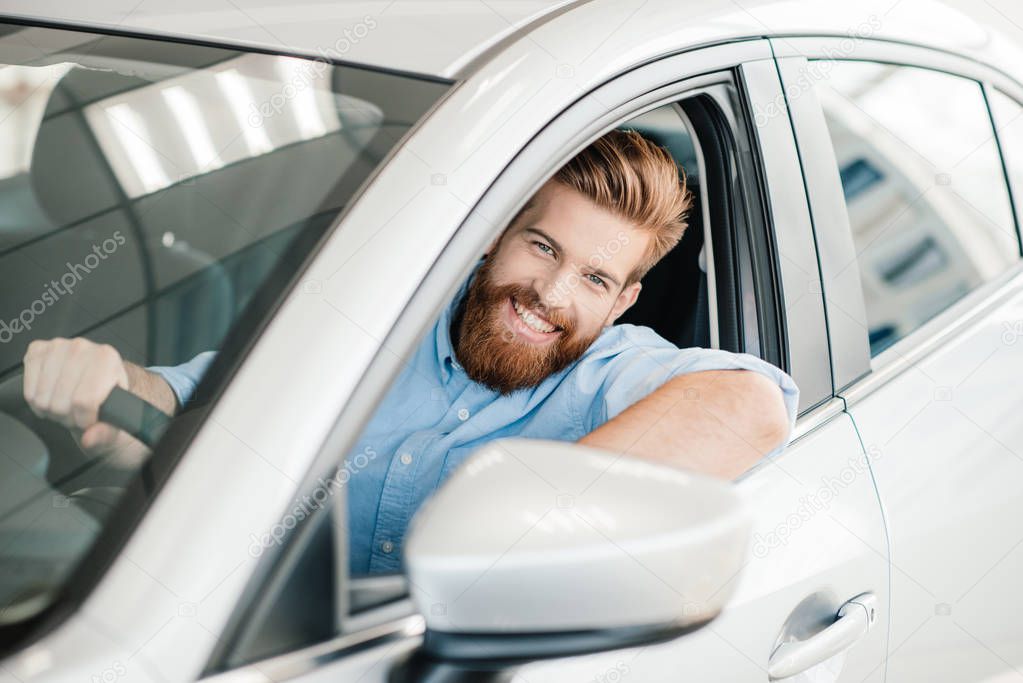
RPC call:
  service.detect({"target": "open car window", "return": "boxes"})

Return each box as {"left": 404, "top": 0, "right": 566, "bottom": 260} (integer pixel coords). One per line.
{"left": 0, "top": 22, "right": 448, "bottom": 644}
{"left": 211, "top": 76, "right": 784, "bottom": 670}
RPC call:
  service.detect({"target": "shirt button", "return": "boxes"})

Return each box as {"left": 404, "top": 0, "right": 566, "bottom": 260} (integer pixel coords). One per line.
{"left": 400, "top": 453, "right": 413, "bottom": 465}
{"left": 381, "top": 540, "right": 394, "bottom": 554}
{"left": 457, "top": 408, "right": 470, "bottom": 421}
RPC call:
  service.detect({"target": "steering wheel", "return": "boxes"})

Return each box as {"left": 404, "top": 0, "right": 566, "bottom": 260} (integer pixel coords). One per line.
{"left": 96, "top": 386, "right": 172, "bottom": 449}
{"left": 0, "top": 371, "right": 171, "bottom": 449}
{"left": 0, "top": 375, "right": 174, "bottom": 524}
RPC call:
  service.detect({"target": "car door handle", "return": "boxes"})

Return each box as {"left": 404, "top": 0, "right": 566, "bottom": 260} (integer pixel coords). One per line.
{"left": 767, "top": 592, "right": 878, "bottom": 680}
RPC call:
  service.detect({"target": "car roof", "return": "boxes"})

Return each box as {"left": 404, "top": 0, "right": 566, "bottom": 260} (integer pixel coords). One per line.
{"left": 0, "top": 0, "right": 1017, "bottom": 81}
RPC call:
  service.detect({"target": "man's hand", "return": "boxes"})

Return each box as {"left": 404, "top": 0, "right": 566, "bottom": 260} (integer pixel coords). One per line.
{"left": 22, "top": 338, "right": 177, "bottom": 460}
{"left": 579, "top": 370, "right": 791, "bottom": 480}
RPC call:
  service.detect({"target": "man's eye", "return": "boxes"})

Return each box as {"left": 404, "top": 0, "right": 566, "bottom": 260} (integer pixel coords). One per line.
{"left": 587, "top": 273, "right": 607, "bottom": 289}
{"left": 533, "top": 241, "right": 554, "bottom": 256}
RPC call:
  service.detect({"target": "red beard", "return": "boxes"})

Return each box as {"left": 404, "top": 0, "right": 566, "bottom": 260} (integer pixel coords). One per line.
{"left": 453, "top": 258, "right": 601, "bottom": 394}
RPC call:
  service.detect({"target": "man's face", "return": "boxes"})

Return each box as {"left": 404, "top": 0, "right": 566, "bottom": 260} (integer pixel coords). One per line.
{"left": 455, "top": 181, "right": 651, "bottom": 394}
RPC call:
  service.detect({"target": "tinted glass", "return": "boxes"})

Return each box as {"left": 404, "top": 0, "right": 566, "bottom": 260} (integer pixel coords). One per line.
{"left": 0, "top": 23, "right": 446, "bottom": 633}
{"left": 815, "top": 61, "right": 1019, "bottom": 355}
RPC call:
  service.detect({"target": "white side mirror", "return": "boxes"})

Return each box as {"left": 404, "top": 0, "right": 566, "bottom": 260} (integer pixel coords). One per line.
{"left": 404, "top": 439, "right": 750, "bottom": 659}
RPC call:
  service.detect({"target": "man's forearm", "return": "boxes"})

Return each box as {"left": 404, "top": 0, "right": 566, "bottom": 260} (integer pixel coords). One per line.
{"left": 578, "top": 370, "right": 790, "bottom": 480}
{"left": 124, "top": 362, "right": 179, "bottom": 415}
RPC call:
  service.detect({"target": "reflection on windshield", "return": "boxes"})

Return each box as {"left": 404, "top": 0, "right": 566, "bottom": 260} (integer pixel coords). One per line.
{"left": 83, "top": 54, "right": 383, "bottom": 198}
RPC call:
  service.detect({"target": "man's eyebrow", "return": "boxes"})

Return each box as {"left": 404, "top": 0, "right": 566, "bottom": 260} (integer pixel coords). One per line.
{"left": 590, "top": 266, "right": 621, "bottom": 289}
{"left": 524, "top": 227, "right": 563, "bottom": 254}
{"left": 524, "top": 227, "right": 622, "bottom": 288}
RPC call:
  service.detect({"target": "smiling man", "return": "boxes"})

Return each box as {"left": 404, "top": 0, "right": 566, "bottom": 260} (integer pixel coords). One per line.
{"left": 23, "top": 129, "right": 798, "bottom": 575}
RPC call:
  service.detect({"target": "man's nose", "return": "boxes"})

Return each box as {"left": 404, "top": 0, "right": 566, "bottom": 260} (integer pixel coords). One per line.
{"left": 532, "top": 268, "right": 572, "bottom": 310}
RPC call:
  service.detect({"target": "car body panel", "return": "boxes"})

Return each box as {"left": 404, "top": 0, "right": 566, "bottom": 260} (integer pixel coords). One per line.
{"left": 0, "top": 0, "right": 1018, "bottom": 81}
{"left": 842, "top": 267, "right": 1023, "bottom": 681}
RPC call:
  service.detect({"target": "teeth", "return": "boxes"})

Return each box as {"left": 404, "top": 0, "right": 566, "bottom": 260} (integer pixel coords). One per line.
{"left": 513, "top": 299, "right": 556, "bottom": 334}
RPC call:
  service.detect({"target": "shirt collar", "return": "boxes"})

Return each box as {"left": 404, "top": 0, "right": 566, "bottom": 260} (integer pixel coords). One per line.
{"left": 435, "top": 258, "right": 484, "bottom": 382}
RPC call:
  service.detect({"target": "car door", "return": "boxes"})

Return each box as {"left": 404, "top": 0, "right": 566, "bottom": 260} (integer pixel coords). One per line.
{"left": 779, "top": 36, "right": 1023, "bottom": 682}
{"left": 198, "top": 42, "right": 889, "bottom": 683}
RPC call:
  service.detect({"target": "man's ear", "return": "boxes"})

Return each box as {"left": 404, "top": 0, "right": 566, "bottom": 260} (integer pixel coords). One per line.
{"left": 607, "top": 281, "right": 642, "bottom": 325}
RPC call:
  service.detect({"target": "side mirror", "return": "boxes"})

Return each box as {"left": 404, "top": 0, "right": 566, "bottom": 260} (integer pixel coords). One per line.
{"left": 404, "top": 438, "right": 751, "bottom": 661}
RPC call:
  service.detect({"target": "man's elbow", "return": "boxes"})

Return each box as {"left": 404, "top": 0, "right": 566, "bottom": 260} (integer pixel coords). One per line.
{"left": 740, "top": 372, "right": 791, "bottom": 454}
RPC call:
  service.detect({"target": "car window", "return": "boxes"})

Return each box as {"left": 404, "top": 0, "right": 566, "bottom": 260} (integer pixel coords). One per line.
{"left": 814, "top": 61, "right": 1020, "bottom": 356}
{"left": 0, "top": 23, "right": 447, "bottom": 642}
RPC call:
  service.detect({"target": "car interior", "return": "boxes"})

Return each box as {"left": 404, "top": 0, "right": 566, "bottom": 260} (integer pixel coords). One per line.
{"left": 618, "top": 95, "right": 757, "bottom": 359}
{"left": 616, "top": 104, "right": 711, "bottom": 350}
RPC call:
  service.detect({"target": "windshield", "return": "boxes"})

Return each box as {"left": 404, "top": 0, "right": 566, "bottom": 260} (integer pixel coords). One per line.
{"left": 0, "top": 22, "right": 447, "bottom": 638}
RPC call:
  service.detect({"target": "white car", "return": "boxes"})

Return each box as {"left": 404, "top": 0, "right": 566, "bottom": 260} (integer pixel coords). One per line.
{"left": 1, "top": 1, "right": 1022, "bottom": 681}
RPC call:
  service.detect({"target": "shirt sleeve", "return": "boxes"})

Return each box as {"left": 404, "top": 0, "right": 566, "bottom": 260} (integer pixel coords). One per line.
{"left": 147, "top": 351, "right": 217, "bottom": 407}
{"left": 580, "top": 329, "right": 799, "bottom": 458}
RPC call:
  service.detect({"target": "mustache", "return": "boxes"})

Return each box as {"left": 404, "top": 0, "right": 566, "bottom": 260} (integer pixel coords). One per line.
{"left": 497, "top": 283, "right": 573, "bottom": 334}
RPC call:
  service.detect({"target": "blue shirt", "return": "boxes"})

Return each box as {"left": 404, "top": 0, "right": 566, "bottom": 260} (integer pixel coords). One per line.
{"left": 150, "top": 264, "right": 799, "bottom": 575}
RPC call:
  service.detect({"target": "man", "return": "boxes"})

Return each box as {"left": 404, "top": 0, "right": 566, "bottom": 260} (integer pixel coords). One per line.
{"left": 23, "top": 130, "right": 798, "bottom": 575}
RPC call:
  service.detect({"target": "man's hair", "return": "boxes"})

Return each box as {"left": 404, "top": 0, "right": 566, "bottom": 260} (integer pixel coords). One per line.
{"left": 545, "top": 128, "right": 693, "bottom": 285}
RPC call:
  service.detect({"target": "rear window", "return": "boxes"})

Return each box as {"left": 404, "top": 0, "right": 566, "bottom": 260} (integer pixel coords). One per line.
{"left": 0, "top": 22, "right": 446, "bottom": 644}
{"left": 814, "top": 60, "right": 1020, "bottom": 356}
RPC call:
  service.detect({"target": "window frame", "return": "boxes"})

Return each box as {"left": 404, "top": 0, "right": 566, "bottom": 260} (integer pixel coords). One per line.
{"left": 986, "top": 85, "right": 1023, "bottom": 255}
{"left": 772, "top": 36, "right": 1023, "bottom": 404}
{"left": 740, "top": 58, "right": 834, "bottom": 414}
{"left": 202, "top": 39, "right": 804, "bottom": 681}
